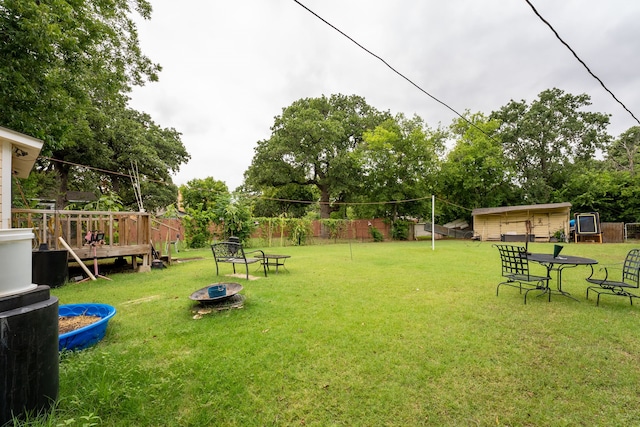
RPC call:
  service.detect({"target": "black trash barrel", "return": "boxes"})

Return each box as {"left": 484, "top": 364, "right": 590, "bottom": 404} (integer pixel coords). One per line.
{"left": 32, "top": 249, "right": 68, "bottom": 288}
{"left": 0, "top": 286, "right": 59, "bottom": 425}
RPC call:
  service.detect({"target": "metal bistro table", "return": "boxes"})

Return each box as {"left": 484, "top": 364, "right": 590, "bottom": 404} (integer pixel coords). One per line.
{"left": 258, "top": 254, "right": 291, "bottom": 274}
{"left": 527, "top": 253, "right": 598, "bottom": 301}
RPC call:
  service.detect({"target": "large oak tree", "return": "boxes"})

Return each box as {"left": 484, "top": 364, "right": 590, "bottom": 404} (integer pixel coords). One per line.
{"left": 244, "top": 94, "right": 389, "bottom": 218}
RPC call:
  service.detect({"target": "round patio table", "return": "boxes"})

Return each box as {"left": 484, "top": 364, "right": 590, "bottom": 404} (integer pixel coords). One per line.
{"left": 527, "top": 253, "right": 598, "bottom": 301}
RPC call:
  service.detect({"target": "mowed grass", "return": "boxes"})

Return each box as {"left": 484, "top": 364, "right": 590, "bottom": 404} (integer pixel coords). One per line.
{"left": 32, "top": 240, "right": 640, "bottom": 426}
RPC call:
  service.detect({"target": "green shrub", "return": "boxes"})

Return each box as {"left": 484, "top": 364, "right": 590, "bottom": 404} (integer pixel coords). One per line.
{"left": 391, "top": 220, "right": 411, "bottom": 240}
{"left": 288, "top": 218, "right": 312, "bottom": 246}
{"left": 370, "top": 226, "right": 384, "bottom": 242}
{"left": 215, "top": 199, "right": 253, "bottom": 244}
{"left": 183, "top": 210, "right": 213, "bottom": 248}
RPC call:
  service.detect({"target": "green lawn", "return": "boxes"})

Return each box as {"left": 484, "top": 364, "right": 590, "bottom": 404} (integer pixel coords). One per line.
{"left": 28, "top": 240, "right": 640, "bottom": 426}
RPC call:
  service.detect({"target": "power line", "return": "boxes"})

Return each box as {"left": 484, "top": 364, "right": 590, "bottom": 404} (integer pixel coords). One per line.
{"left": 435, "top": 196, "right": 473, "bottom": 213}
{"left": 41, "top": 156, "right": 442, "bottom": 209}
{"left": 38, "top": 156, "right": 473, "bottom": 212}
{"left": 257, "top": 195, "right": 433, "bottom": 206}
{"left": 255, "top": 194, "right": 475, "bottom": 214}
{"left": 524, "top": 0, "right": 640, "bottom": 126}
{"left": 291, "top": 0, "right": 496, "bottom": 139}
{"left": 39, "top": 156, "right": 171, "bottom": 185}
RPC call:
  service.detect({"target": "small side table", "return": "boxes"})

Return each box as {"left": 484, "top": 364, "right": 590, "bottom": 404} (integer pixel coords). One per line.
{"left": 260, "top": 254, "right": 291, "bottom": 274}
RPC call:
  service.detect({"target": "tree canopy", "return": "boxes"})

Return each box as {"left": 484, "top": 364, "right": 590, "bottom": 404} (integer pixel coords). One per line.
{"left": 179, "top": 177, "right": 229, "bottom": 248}
{"left": 354, "top": 113, "right": 445, "bottom": 219}
{"left": 244, "top": 94, "right": 390, "bottom": 218}
{"left": 490, "top": 88, "right": 611, "bottom": 203}
{"left": 437, "top": 112, "right": 518, "bottom": 222}
{"left": 607, "top": 126, "right": 640, "bottom": 176}
{"left": 1, "top": 0, "right": 189, "bottom": 211}
{"left": 6, "top": 3, "right": 639, "bottom": 232}
{"left": 243, "top": 89, "right": 640, "bottom": 225}
{"left": 180, "top": 177, "right": 229, "bottom": 213}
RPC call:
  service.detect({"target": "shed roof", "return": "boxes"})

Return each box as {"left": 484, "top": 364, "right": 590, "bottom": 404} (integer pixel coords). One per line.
{"left": 472, "top": 202, "right": 572, "bottom": 216}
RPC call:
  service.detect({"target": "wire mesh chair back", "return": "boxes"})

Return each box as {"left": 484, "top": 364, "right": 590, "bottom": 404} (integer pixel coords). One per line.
{"left": 494, "top": 244, "right": 550, "bottom": 304}
{"left": 622, "top": 249, "right": 640, "bottom": 288}
{"left": 586, "top": 248, "right": 640, "bottom": 305}
{"left": 212, "top": 242, "right": 244, "bottom": 260}
{"left": 495, "top": 244, "right": 531, "bottom": 279}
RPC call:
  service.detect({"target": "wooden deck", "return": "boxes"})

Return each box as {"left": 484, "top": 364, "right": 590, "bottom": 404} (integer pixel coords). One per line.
{"left": 12, "top": 209, "right": 152, "bottom": 271}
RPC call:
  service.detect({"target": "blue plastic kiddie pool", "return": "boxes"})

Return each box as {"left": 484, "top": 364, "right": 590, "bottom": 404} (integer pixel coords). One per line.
{"left": 58, "top": 303, "right": 116, "bottom": 351}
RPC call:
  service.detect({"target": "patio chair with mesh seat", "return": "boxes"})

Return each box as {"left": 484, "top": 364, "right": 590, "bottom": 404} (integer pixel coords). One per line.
{"left": 494, "top": 244, "right": 551, "bottom": 304}
{"left": 586, "top": 248, "right": 640, "bottom": 306}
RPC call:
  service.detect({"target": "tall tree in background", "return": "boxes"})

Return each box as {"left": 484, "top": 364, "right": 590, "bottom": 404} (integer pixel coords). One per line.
{"left": 247, "top": 184, "right": 318, "bottom": 218}
{"left": 490, "top": 88, "right": 610, "bottom": 203}
{"left": 438, "top": 113, "right": 516, "bottom": 223}
{"left": 355, "top": 114, "right": 445, "bottom": 219}
{"left": 180, "top": 177, "right": 229, "bottom": 212}
{"left": 244, "top": 94, "right": 390, "bottom": 218}
{"left": 558, "top": 161, "right": 640, "bottom": 223}
{"left": 0, "top": 0, "right": 188, "bottom": 210}
{"left": 78, "top": 107, "right": 189, "bottom": 212}
{"left": 607, "top": 126, "right": 640, "bottom": 177}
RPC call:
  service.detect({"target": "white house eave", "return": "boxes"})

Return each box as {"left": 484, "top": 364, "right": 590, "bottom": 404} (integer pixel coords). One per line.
{"left": 0, "top": 126, "right": 44, "bottom": 178}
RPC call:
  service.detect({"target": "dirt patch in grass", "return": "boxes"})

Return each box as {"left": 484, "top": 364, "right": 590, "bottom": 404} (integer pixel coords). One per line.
{"left": 59, "top": 315, "right": 101, "bottom": 334}
{"left": 174, "top": 257, "right": 205, "bottom": 263}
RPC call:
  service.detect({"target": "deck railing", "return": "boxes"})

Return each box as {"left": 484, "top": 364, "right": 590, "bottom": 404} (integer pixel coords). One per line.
{"left": 11, "top": 209, "right": 151, "bottom": 253}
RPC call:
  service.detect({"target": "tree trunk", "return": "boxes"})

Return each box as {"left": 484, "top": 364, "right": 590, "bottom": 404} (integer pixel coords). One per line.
{"left": 318, "top": 185, "right": 331, "bottom": 238}
{"left": 319, "top": 185, "right": 331, "bottom": 219}
{"left": 55, "top": 163, "right": 70, "bottom": 210}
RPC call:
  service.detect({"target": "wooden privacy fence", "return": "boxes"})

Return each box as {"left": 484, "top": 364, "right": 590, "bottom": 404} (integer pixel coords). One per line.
{"left": 153, "top": 218, "right": 399, "bottom": 245}
{"left": 311, "top": 218, "right": 391, "bottom": 241}
{"left": 12, "top": 209, "right": 152, "bottom": 270}
{"left": 601, "top": 222, "right": 624, "bottom": 243}
{"left": 250, "top": 218, "right": 393, "bottom": 243}
{"left": 151, "top": 217, "right": 184, "bottom": 252}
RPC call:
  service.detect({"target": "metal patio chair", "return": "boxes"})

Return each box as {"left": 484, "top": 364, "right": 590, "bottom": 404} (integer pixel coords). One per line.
{"left": 586, "top": 249, "right": 640, "bottom": 306}
{"left": 494, "top": 244, "right": 551, "bottom": 304}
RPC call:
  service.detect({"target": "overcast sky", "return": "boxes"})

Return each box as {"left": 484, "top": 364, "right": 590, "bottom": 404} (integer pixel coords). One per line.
{"left": 127, "top": 0, "right": 640, "bottom": 191}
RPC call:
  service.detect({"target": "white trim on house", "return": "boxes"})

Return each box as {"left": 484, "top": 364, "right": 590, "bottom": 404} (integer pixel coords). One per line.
{"left": 0, "top": 127, "right": 43, "bottom": 228}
